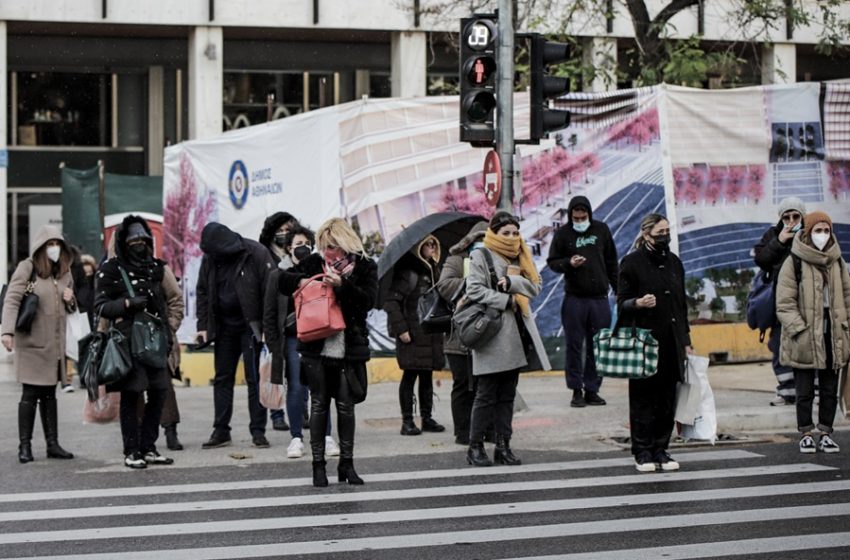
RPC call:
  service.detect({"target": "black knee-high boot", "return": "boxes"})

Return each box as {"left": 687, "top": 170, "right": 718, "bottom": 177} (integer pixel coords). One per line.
{"left": 39, "top": 395, "right": 73, "bottom": 459}
{"left": 18, "top": 399, "right": 37, "bottom": 463}
{"left": 336, "top": 399, "right": 363, "bottom": 485}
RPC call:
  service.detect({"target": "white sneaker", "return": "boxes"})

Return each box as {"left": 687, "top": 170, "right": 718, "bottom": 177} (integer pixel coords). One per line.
{"left": 61, "top": 384, "right": 75, "bottom": 393}
{"left": 799, "top": 434, "right": 817, "bottom": 454}
{"left": 818, "top": 434, "right": 840, "bottom": 453}
{"left": 325, "top": 436, "right": 340, "bottom": 457}
{"left": 286, "top": 437, "right": 304, "bottom": 459}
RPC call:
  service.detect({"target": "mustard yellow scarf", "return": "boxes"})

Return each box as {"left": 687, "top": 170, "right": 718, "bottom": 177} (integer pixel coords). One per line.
{"left": 483, "top": 229, "right": 540, "bottom": 316}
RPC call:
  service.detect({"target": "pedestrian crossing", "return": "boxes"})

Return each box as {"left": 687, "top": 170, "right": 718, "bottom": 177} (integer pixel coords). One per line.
{"left": 2, "top": 448, "right": 849, "bottom": 559}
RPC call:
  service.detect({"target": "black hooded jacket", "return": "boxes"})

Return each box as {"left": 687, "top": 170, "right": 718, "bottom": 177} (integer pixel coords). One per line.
{"left": 196, "top": 223, "right": 274, "bottom": 341}
{"left": 754, "top": 219, "right": 794, "bottom": 282}
{"left": 258, "top": 212, "right": 295, "bottom": 265}
{"left": 547, "top": 196, "right": 618, "bottom": 297}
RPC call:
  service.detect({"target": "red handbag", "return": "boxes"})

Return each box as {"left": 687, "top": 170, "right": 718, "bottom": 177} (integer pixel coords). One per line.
{"left": 293, "top": 274, "right": 346, "bottom": 342}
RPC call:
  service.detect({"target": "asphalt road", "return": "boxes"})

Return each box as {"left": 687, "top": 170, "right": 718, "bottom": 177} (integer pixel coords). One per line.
{"left": 2, "top": 442, "right": 850, "bottom": 559}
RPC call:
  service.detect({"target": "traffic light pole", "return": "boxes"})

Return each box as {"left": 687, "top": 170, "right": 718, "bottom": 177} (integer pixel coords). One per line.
{"left": 496, "top": 0, "right": 514, "bottom": 211}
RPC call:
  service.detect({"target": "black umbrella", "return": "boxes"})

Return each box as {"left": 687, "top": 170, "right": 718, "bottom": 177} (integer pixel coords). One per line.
{"left": 376, "top": 212, "right": 486, "bottom": 306}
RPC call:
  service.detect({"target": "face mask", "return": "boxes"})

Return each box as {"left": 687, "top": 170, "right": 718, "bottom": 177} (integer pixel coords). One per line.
{"left": 293, "top": 245, "right": 312, "bottom": 262}
{"left": 273, "top": 234, "right": 287, "bottom": 248}
{"left": 791, "top": 223, "right": 802, "bottom": 233}
{"left": 572, "top": 221, "right": 590, "bottom": 233}
{"left": 812, "top": 232, "right": 830, "bottom": 251}
{"left": 129, "top": 244, "right": 150, "bottom": 259}
{"left": 650, "top": 234, "right": 671, "bottom": 251}
{"left": 46, "top": 246, "right": 61, "bottom": 262}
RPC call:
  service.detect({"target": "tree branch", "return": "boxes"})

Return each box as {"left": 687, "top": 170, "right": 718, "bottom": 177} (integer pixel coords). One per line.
{"left": 654, "top": 0, "right": 701, "bottom": 29}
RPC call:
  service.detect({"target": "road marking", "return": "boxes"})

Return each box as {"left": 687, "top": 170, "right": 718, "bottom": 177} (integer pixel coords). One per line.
{"left": 9, "top": 504, "right": 850, "bottom": 559}
{"left": 503, "top": 532, "right": 850, "bottom": 559}
{"left": 0, "top": 449, "right": 761, "bottom": 504}
{"left": 3, "top": 479, "right": 850, "bottom": 545}
{"left": 1, "top": 463, "right": 830, "bottom": 522}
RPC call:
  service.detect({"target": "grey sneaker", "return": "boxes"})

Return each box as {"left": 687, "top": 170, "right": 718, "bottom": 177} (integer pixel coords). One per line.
{"left": 799, "top": 434, "right": 816, "bottom": 454}
{"left": 818, "top": 434, "right": 840, "bottom": 453}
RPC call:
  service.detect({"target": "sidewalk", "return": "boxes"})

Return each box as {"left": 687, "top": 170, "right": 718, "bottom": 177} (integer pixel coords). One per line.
{"left": 0, "top": 355, "right": 845, "bottom": 472}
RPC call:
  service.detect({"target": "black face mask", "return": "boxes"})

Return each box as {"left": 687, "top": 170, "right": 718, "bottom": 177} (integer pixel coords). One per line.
{"left": 293, "top": 245, "right": 312, "bottom": 262}
{"left": 273, "top": 234, "right": 287, "bottom": 248}
{"left": 650, "top": 234, "right": 671, "bottom": 251}
{"left": 128, "top": 243, "right": 150, "bottom": 260}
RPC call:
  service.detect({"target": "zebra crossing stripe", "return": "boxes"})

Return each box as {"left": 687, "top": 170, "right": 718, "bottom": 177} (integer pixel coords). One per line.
{"left": 0, "top": 449, "right": 761, "bottom": 504}
{"left": 503, "top": 532, "right": 850, "bottom": 559}
{"left": 2, "top": 479, "right": 850, "bottom": 545}
{"left": 0, "top": 463, "right": 832, "bottom": 523}
{"left": 8, "top": 504, "right": 850, "bottom": 559}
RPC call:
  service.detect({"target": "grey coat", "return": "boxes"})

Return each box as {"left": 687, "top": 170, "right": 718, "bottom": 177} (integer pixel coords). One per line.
{"left": 466, "top": 248, "right": 551, "bottom": 375}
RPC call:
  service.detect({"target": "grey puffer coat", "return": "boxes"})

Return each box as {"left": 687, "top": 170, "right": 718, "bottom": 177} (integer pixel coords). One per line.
{"left": 776, "top": 234, "right": 850, "bottom": 370}
{"left": 466, "top": 248, "right": 551, "bottom": 376}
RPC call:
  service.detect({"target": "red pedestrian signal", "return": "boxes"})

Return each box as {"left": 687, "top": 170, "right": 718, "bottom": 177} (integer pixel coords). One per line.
{"left": 459, "top": 15, "right": 498, "bottom": 147}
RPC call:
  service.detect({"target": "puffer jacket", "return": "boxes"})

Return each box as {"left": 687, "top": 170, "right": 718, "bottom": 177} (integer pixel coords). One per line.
{"left": 776, "top": 234, "right": 850, "bottom": 370}
{"left": 383, "top": 235, "right": 445, "bottom": 371}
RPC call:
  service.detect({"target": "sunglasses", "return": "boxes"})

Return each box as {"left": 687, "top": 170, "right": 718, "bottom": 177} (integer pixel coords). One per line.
{"left": 781, "top": 213, "right": 802, "bottom": 222}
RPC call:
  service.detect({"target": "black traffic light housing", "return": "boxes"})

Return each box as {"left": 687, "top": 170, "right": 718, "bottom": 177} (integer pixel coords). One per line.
{"left": 459, "top": 15, "right": 498, "bottom": 148}
{"left": 529, "top": 34, "right": 571, "bottom": 141}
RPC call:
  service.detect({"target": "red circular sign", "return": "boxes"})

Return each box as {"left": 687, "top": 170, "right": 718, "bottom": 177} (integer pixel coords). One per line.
{"left": 483, "top": 150, "right": 501, "bottom": 206}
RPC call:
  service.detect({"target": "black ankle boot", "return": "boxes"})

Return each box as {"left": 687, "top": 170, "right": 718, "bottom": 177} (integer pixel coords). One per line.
{"left": 312, "top": 460, "right": 328, "bottom": 487}
{"left": 338, "top": 458, "right": 364, "bottom": 485}
{"left": 18, "top": 400, "right": 36, "bottom": 464}
{"left": 494, "top": 435, "right": 522, "bottom": 465}
{"left": 400, "top": 416, "right": 421, "bottom": 436}
{"left": 40, "top": 398, "right": 73, "bottom": 459}
{"left": 467, "top": 442, "right": 493, "bottom": 467}
{"left": 421, "top": 417, "right": 446, "bottom": 432}
{"left": 164, "top": 423, "right": 184, "bottom": 451}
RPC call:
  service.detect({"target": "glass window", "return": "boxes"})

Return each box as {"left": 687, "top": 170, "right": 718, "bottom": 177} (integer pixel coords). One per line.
{"left": 427, "top": 74, "right": 459, "bottom": 96}
{"left": 369, "top": 74, "right": 391, "bottom": 98}
{"left": 223, "top": 71, "right": 305, "bottom": 130}
{"left": 14, "top": 72, "right": 112, "bottom": 147}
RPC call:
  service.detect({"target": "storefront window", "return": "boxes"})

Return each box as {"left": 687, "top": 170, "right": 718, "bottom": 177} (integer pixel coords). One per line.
{"left": 427, "top": 74, "right": 459, "bottom": 96}
{"left": 14, "top": 72, "right": 112, "bottom": 147}
{"left": 369, "top": 74, "right": 391, "bottom": 98}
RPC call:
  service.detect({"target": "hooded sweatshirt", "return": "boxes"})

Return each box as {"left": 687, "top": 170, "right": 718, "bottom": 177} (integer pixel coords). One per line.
{"left": 546, "top": 196, "right": 618, "bottom": 297}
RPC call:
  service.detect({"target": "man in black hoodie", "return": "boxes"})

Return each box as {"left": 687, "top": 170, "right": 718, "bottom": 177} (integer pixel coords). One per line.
{"left": 547, "top": 196, "right": 618, "bottom": 408}
{"left": 196, "top": 222, "right": 275, "bottom": 449}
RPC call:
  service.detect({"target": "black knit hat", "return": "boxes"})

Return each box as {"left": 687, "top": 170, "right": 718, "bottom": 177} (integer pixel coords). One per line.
{"left": 489, "top": 211, "right": 520, "bottom": 233}
{"left": 126, "top": 222, "right": 152, "bottom": 241}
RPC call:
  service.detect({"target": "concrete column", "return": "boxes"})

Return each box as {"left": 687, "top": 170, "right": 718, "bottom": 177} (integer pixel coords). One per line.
{"left": 0, "top": 21, "right": 8, "bottom": 282}
{"left": 355, "top": 69, "right": 371, "bottom": 99}
{"left": 391, "top": 31, "right": 426, "bottom": 98}
{"left": 148, "top": 66, "right": 164, "bottom": 175}
{"left": 761, "top": 43, "right": 797, "bottom": 85}
{"left": 188, "top": 26, "right": 223, "bottom": 140}
{"left": 581, "top": 37, "right": 617, "bottom": 92}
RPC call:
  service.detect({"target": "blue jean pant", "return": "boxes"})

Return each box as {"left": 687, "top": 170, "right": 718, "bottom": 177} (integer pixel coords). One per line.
{"left": 562, "top": 295, "right": 610, "bottom": 393}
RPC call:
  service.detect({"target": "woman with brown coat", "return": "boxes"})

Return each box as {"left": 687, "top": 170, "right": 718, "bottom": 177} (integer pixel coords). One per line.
{"left": 2, "top": 225, "right": 76, "bottom": 463}
{"left": 776, "top": 210, "right": 850, "bottom": 454}
{"left": 384, "top": 234, "right": 446, "bottom": 436}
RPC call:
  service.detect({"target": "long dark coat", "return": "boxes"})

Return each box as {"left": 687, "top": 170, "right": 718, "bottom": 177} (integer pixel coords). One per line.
{"left": 384, "top": 253, "right": 445, "bottom": 371}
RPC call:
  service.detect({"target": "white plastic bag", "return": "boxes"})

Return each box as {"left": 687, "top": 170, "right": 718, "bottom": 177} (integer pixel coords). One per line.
{"left": 680, "top": 355, "right": 717, "bottom": 444}
{"left": 258, "top": 345, "right": 283, "bottom": 410}
{"left": 82, "top": 386, "right": 120, "bottom": 424}
{"left": 65, "top": 311, "right": 91, "bottom": 361}
{"left": 675, "top": 355, "right": 708, "bottom": 424}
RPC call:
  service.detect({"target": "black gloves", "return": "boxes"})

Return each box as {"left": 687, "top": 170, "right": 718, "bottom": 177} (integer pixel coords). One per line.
{"left": 127, "top": 295, "right": 149, "bottom": 310}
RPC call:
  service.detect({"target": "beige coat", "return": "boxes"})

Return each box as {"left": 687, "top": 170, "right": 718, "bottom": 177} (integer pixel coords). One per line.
{"left": 1, "top": 226, "right": 74, "bottom": 386}
{"left": 776, "top": 234, "right": 850, "bottom": 370}
{"left": 162, "top": 266, "right": 184, "bottom": 376}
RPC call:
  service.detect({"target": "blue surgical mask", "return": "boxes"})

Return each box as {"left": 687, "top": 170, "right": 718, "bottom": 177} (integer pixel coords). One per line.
{"left": 791, "top": 223, "right": 802, "bottom": 233}
{"left": 572, "top": 221, "right": 590, "bottom": 234}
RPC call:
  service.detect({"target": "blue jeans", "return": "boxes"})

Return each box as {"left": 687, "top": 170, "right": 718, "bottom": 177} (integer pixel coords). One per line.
{"left": 562, "top": 296, "right": 610, "bottom": 393}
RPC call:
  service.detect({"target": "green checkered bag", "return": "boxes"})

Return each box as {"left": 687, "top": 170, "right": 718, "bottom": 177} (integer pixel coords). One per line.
{"left": 593, "top": 326, "right": 659, "bottom": 379}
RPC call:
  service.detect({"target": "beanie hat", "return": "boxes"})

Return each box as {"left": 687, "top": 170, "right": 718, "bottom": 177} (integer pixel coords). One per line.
{"left": 126, "top": 222, "right": 152, "bottom": 241}
{"left": 803, "top": 211, "right": 832, "bottom": 240}
{"left": 777, "top": 197, "right": 807, "bottom": 218}
{"left": 489, "top": 211, "right": 520, "bottom": 233}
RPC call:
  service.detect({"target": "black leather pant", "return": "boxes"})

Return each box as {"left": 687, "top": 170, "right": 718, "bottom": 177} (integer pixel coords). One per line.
{"left": 302, "top": 357, "right": 356, "bottom": 461}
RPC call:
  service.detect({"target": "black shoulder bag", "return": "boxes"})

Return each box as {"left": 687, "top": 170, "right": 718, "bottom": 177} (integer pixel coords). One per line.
{"left": 119, "top": 267, "right": 169, "bottom": 369}
{"left": 14, "top": 263, "right": 40, "bottom": 333}
{"left": 451, "top": 248, "right": 503, "bottom": 350}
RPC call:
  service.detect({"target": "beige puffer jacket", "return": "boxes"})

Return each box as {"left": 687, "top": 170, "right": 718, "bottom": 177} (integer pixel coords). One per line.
{"left": 776, "top": 234, "right": 850, "bottom": 370}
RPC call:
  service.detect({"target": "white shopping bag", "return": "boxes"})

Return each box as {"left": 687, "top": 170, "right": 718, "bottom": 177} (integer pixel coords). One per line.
{"left": 65, "top": 311, "right": 91, "bottom": 361}
{"left": 258, "top": 345, "right": 283, "bottom": 410}
{"left": 680, "top": 355, "right": 717, "bottom": 444}
{"left": 675, "top": 355, "right": 708, "bottom": 424}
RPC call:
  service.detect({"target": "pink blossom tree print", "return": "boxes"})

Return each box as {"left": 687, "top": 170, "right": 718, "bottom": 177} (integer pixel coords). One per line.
{"left": 438, "top": 183, "right": 492, "bottom": 218}
{"left": 725, "top": 166, "right": 746, "bottom": 203}
{"left": 162, "top": 153, "right": 218, "bottom": 279}
{"left": 746, "top": 164, "right": 765, "bottom": 203}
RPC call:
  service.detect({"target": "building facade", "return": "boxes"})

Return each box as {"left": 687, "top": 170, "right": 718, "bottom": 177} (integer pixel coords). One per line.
{"left": 1, "top": 0, "right": 848, "bottom": 278}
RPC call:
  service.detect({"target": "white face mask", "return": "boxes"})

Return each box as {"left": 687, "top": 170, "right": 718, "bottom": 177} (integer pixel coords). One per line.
{"left": 46, "top": 246, "right": 61, "bottom": 262}
{"left": 572, "top": 221, "right": 590, "bottom": 233}
{"left": 812, "top": 232, "right": 830, "bottom": 251}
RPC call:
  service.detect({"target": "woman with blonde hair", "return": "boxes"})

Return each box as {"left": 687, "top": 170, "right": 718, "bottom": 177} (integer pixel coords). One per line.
{"left": 2, "top": 225, "right": 76, "bottom": 463}
{"left": 465, "top": 211, "right": 550, "bottom": 467}
{"left": 278, "top": 217, "right": 378, "bottom": 487}
{"left": 618, "top": 213, "right": 691, "bottom": 472}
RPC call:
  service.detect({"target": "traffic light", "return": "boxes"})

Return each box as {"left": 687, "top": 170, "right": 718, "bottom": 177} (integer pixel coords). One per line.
{"left": 529, "top": 35, "right": 571, "bottom": 141}
{"left": 459, "top": 15, "right": 498, "bottom": 147}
